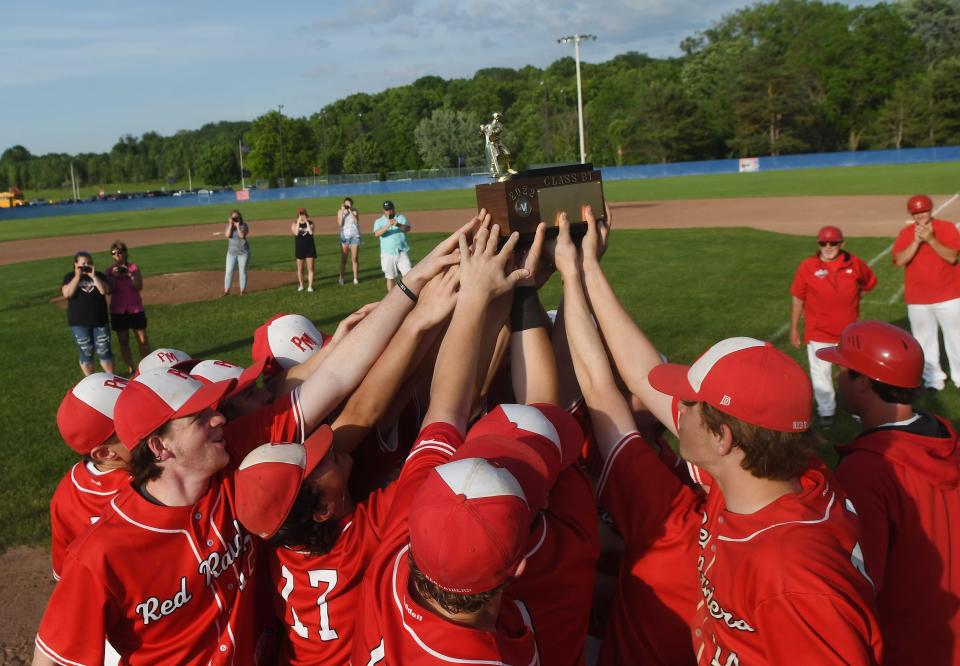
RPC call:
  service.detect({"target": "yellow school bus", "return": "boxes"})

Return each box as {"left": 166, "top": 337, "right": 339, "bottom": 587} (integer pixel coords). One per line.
{"left": 0, "top": 188, "right": 25, "bottom": 208}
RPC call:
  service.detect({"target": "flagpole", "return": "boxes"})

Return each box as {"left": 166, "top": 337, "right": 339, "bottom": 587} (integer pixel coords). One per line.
{"left": 238, "top": 138, "right": 246, "bottom": 190}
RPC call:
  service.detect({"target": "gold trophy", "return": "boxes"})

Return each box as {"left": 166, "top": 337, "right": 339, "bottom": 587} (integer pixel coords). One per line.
{"left": 476, "top": 112, "right": 605, "bottom": 246}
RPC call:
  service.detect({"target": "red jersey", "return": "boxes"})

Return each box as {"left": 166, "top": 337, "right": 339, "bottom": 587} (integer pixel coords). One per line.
{"left": 692, "top": 467, "right": 883, "bottom": 665}
{"left": 49, "top": 462, "right": 130, "bottom": 580}
{"left": 596, "top": 432, "right": 701, "bottom": 665}
{"left": 36, "top": 478, "right": 263, "bottom": 666}
{"left": 352, "top": 422, "right": 540, "bottom": 665}
{"left": 790, "top": 252, "right": 877, "bottom": 343}
{"left": 835, "top": 415, "right": 960, "bottom": 666}
{"left": 269, "top": 482, "right": 398, "bottom": 665}
{"left": 35, "top": 388, "right": 305, "bottom": 665}
{"left": 509, "top": 465, "right": 599, "bottom": 666}
{"left": 893, "top": 219, "right": 960, "bottom": 304}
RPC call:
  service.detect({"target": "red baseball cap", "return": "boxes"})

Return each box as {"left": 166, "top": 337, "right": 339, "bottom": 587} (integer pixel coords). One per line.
{"left": 252, "top": 314, "right": 329, "bottom": 376}
{"left": 648, "top": 337, "right": 812, "bottom": 433}
{"left": 459, "top": 403, "right": 584, "bottom": 511}
{"left": 409, "top": 457, "right": 529, "bottom": 594}
{"left": 190, "top": 357, "right": 267, "bottom": 398}
{"left": 234, "top": 425, "right": 334, "bottom": 539}
{"left": 114, "top": 367, "right": 236, "bottom": 449}
{"left": 56, "top": 373, "right": 130, "bottom": 454}
{"left": 137, "top": 348, "right": 196, "bottom": 375}
{"left": 816, "top": 321, "right": 923, "bottom": 388}
{"left": 817, "top": 226, "right": 843, "bottom": 243}
{"left": 907, "top": 195, "right": 933, "bottom": 214}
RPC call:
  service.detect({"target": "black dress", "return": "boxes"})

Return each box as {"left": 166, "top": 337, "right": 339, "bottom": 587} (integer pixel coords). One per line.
{"left": 295, "top": 221, "right": 317, "bottom": 259}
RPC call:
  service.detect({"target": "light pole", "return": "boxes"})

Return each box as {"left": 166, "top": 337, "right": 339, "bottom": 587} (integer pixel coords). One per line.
{"left": 557, "top": 34, "right": 596, "bottom": 164}
{"left": 357, "top": 112, "right": 365, "bottom": 176}
{"left": 277, "top": 104, "right": 286, "bottom": 186}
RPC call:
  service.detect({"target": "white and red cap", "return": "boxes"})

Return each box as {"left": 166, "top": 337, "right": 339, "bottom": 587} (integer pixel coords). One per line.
{"left": 648, "top": 337, "right": 812, "bottom": 433}
{"left": 408, "top": 457, "right": 529, "bottom": 594}
{"left": 457, "top": 403, "right": 584, "bottom": 512}
{"left": 251, "top": 314, "right": 329, "bottom": 376}
{"left": 56, "top": 373, "right": 130, "bottom": 454}
{"left": 190, "top": 357, "right": 268, "bottom": 397}
{"left": 137, "top": 348, "right": 196, "bottom": 375}
{"left": 234, "top": 425, "right": 334, "bottom": 539}
{"left": 114, "top": 367, "right": 236, "bottom": 449}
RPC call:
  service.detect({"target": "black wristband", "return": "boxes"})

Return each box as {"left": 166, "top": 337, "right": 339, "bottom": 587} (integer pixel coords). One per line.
{"left": 510, "top": 287, "right": 544, "bottom": 331}
{"left": 395, "top": 276, "right": 418, "bottom": 303}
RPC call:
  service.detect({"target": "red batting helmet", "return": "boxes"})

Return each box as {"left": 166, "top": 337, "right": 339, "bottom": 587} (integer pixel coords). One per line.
{"left": 816, "top": 321, "right": 923, "bottom": 388}
{"left": 817, "top": 226, "right": 843, "bottom": 243}
{"left": 907, "top": 195, "right": 933, "bottom": 214}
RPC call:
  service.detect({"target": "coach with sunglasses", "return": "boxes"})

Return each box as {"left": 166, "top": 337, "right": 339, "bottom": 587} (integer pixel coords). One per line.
{"left": 789, "top": 226, "right": 877, "bottom": 427}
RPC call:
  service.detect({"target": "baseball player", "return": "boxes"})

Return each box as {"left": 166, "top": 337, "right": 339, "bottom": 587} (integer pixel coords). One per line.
{"left": 34, "top": 219, "right": 483, "bottom": 665}
{"left": 818, "top": 321, "right": 960, "bottom": 665}
{"left": 190, "top": 358, "right": 272, "bottom": 420}
{"left": 893, "top": 194, "right": 960, "bottom": 390}
{"left": 351, "top": 221, "right": 542, "bottom": 665}
{"left": 237, "top": 268, "right": 461, "bottom": 665}
{"left": 789, "top": 225, "right": 877, "bottom": 426}
{"left": 554, "top": 207, "right": 882, "bottom": 665}
{"left": 136, "top": 347, "right": 195, "bottom": 374}
{"left": 50, "top": 373, "right": 131, "bottom": 580}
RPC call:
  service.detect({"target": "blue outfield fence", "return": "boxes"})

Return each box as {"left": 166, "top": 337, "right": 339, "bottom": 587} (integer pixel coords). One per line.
{"left": 4, "top": 145, "right": 960, "bottom": 222}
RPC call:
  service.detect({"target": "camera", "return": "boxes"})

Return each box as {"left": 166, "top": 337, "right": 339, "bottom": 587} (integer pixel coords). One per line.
{"left": 388, "top": 212, "right": 396, "bottom": 220}
{"left": 80, "top": 266, "right": 92, "bottom": 274}
{"left": 116, "top": 265, "right": 128, "bottom": 274}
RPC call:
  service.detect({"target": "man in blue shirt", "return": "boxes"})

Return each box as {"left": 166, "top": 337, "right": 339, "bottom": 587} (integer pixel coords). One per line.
{"left": 373, "top": 200, "right": 412, "bottom": 292}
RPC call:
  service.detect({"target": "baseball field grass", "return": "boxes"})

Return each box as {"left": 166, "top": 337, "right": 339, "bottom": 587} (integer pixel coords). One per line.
{"left": 2, "top": 161, "right": 958, "bottom": 243}
{"left": 2, "top": 225, "right": 958, "bottom": 551}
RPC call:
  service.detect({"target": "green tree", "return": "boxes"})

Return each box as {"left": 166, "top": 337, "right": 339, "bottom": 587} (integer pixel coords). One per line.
{"left": 414, "top": 108, "right": 479, "bottom": 168}
{"left": 343, "top": 137, "right": 384, "bottom": 174}
{"left": 196, "top": 143, "right": 239, "bottom": 186}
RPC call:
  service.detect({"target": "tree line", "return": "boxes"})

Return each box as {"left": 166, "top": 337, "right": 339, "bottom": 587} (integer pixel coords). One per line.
{"left": 2, "top": 0, "right": 958, "bottom": 192}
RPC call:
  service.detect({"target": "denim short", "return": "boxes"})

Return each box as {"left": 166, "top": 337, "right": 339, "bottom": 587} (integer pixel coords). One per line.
{"left": 340, "top": 234, "right": 361, "bottom": 246}
{"left": 69, "top": 324, "right": 113, "bottom": 364}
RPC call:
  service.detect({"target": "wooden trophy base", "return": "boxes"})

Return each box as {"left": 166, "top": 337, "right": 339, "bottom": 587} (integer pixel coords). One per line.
{"left": 475, "top": 164, "right": 605, "bottom": 246}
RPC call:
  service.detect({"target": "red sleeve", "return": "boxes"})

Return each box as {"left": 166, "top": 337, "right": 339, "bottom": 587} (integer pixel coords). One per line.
{"left": 35, "top": 555, "right": 118, "bottom": 666}
{"left": 754, "top": 592, "right": 881, "bottom": 665}
{"left": 384, "top": 421, "right": 463, "bottom": 529}
{"left": 936, "top": 219, "right": 960, "bottom": 250}
{"left": 834, "top": 454, "right": 897, "bottom": 588}
{"left": 597, "top": 432, "right": 700, "bottom": 552}
{"left": 857, "top": 258, "right": 878, "bottom": 292}
{"left": 789, "top": 262, "right": 808, "bottom": 300}
{"left": 892, "top": 226, "right": 913, "bottom": 256}
{"left": 225, "top": 387, "right": 305, "bottom": 464}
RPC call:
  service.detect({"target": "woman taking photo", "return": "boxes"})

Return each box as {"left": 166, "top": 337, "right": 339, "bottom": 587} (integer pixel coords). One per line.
{"left": 105, "top": 241, "right": 150, "bottom": 375}
{"left": 224, "top": 209, "right": 249, "bottom": 296}
{"left": 61, "top": 251, "right": 114, "bottom": 376}
{"left": 337, "top": 197, "right": 361, "bottom": 285}
{"left": 292, "top": 207, "right": 316, "bottom": 292}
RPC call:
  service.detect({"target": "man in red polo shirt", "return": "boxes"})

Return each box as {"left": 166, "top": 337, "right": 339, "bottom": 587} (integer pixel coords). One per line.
{"left": 790, "top": 225, "right": 877, "bottom": 426}
{"left": 893, "top": 194, "right": 960, "bottom": 391}
{"left": 819, "top": 321, "right": 960, "bottom": 665}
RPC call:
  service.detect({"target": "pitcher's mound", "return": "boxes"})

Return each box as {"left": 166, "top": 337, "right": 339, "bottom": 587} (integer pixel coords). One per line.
{"left": 52, "top": 270, "right": 298, "bottom": 308}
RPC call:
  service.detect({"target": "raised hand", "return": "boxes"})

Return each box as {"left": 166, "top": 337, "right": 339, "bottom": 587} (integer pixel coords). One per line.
{"left": 412, "top": 266, "right": 461, "bottom": 328}
{"left": 332, "top": 302, "right": 380, "bottom": 345}
{"left": 404, "top": 212, "right": 482, "bottom": 289}
{"left": 552, "top": 211, "right": 580, "bottom": 278}
{"left": 458, "top": 223, "right": 528, "bottom": 303}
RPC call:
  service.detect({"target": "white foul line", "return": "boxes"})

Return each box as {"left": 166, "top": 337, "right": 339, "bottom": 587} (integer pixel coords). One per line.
{"left": 770, "top": 192, "right": 960, "bottom": 341}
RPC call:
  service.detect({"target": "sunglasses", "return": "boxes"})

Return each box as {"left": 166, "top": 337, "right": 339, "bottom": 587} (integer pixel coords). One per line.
{"left": 111, "top": 249, "right": 124, "bottom": 255}
{"left": 818, "top": 241, "right": 841, "bottom": 247}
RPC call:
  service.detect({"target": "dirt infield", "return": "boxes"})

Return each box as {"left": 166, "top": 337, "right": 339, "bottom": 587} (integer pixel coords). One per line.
{"left": 0, "top": 196, "right": 920, "bottom": 266}
{"left": 0, "top": 547, "right": 54, "bottom": 664}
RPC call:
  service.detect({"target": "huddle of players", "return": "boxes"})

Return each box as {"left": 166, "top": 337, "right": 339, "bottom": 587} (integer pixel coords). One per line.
{"left": 34, "top": 203, "right": 959, "bottom": 665}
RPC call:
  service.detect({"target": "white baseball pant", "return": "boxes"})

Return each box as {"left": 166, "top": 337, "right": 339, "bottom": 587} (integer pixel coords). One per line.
{"left": 806, "top": 341, "right": 836, "bottom": 418}
{"left": 907, "top": 298, "right": 960, "bottom": 389}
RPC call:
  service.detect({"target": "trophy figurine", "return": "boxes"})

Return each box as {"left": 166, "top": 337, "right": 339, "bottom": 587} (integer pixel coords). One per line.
{"left": 475, "top": 111, "right": 605, "bottom": 246}
{"left": 480, "top": 112, "right": 518, "bottom": 181}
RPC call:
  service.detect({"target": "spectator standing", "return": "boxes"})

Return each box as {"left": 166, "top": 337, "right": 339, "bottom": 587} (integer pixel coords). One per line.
{"left": 293, "top": 207, "right": 316, "bottom": 292}
{"left": 61, "top": 251, "right": 114, "bottom": 376}
{"left": 789, "top": 226, "right": 877, "bottom": 426}
{"left": 224, "top": 209, "right": 249, "bottom": 296}
{"left": 893, "top": 194, "right": 960, "bottom": 391}
{"left": 338, "top": 197, "right": 361, "bottom": 285}
{"left": 373, "top": 200, "right": 411, "bottom": 292}
{"left": 105, "top": 241, "right": 150, "bottom": 375}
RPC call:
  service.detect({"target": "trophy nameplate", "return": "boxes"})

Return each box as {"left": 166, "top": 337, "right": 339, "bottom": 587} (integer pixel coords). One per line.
{"left": 475, "top": 163, "right": 606, "bottom": 245}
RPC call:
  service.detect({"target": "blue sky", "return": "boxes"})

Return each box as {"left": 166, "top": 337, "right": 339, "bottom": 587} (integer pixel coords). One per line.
{"left": 1, "top": 0, "right": 877, "bottom": 155}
